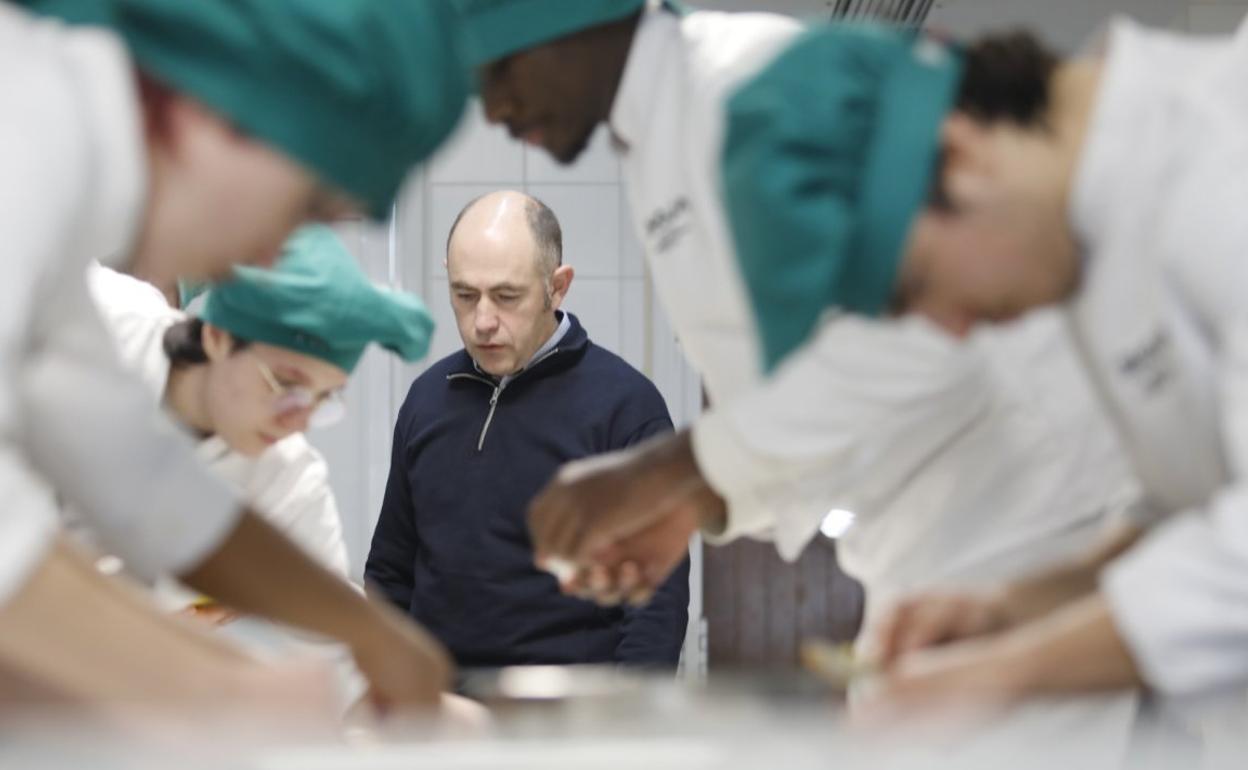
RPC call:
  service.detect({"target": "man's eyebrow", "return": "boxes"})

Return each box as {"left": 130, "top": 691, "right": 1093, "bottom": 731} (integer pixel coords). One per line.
{"left": 450, "top": 281, "right": 527, "bottom": 293}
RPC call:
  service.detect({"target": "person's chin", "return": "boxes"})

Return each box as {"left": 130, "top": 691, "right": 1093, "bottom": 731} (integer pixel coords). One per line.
{"left": 549, "top": 132, "right": 592, "bottom": 166}
{"left": 230, "top": 431, "right": 275, "bottom": 457}
{"left": 479, "top": 363, "right": 514, "bottom": 377}
{"left": 471, "top": 351, "right": 506, "bottom": 374}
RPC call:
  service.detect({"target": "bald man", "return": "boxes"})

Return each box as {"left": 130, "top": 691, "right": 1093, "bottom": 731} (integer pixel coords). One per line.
{"left": 365, "top": 191, "right": 690, "bottom": 670}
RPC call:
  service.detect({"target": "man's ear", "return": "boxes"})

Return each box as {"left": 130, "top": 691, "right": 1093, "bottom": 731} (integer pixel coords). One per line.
{"left": 201, "top": 322, "right": 234, "bottom": 362}
{"left": 937, "top": 112, "right": 997, "bottom": 211}
{"left": 548, "top": 265, "right": 575, "bottom": 310}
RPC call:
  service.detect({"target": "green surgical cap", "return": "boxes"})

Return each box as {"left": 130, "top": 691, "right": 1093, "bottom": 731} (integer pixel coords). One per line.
{"left": 15, "top": 0, "right": 110, "bottom": 24}
{"left": 201, "top": 226, "right": 434, "bottom": 373}
{"left": 722, "top": 23, "right": 962, "bottom": 371}
{"left": 30, "top": 0, "right": 470, "bottom": 219}
{"left": 177, "top": 279, "right": 209, "bottom": 311}
{"left": 452, "top": 0, "right": 645, "bottom": 66}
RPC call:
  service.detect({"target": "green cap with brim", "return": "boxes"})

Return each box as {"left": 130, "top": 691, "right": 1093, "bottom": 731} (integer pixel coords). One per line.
{"left": 35, "top": 0, "right": 471, "bottom": 220}
{"left": 201, "top": 226, "right": 434, "bottom": 373}
{"left": 452, "top": 0, "right": 645, "bottom": 66}
{"left": 722, "top": 23, "right": 962, "bottom": 371}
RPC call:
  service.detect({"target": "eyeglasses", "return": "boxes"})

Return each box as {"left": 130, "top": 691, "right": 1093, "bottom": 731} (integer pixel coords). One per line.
{"left": 252, "top": 354, "right": 346, "bottom": 429}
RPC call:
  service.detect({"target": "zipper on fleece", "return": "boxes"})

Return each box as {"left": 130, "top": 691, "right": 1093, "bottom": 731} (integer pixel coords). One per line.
{"left": 446, "top": 346, "right": 562, "bottom": 452}
{"left": 477, "top": 384, "right": 501, "bottom": 451}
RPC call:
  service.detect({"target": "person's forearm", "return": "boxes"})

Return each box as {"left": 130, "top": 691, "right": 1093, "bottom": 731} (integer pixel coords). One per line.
{"left": 179, "top": 511, "right": 381, "bottom": 647}
{"left": 876, "top": 590, "right": 1144, "bottom": 711}
{"left": 0, "top": 535, "right": 256, "bottom": 703}
{"left": 998, "top": 524, "right": 1144, "bottom": 626}
{"left": 1003, "top": 592, "right": 1144, "bottom": 694}
{"left": 183, "top": 513, "right": 451, "bottom": 710}
{"left": 645, "top": 431, "right": 727, "bottom": 533}
{"left": 363, "top": 578, "right": 411, "bottom": 613}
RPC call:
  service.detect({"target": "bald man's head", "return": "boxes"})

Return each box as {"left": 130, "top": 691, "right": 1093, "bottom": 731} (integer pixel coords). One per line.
{"left": 447, "top": 190, "right": 562, "bottom": 282}
{"left": 444, "top": 190, "right": 574, "bottom": 376}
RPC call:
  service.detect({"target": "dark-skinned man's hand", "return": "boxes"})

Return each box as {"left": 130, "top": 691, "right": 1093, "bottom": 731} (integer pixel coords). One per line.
{"left": 563, "top": 502, "right": 705, "bottom": 606}
{"left": 528, "top": 429, "right": 725, "bottom": 603}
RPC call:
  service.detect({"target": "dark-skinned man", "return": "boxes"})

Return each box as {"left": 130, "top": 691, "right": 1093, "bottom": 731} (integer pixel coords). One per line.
{"left": 456, "top": 0, "right": 1133, "bottom": 658}
{"left": 451, "top": 1, "right": 1142, "bottom": 756}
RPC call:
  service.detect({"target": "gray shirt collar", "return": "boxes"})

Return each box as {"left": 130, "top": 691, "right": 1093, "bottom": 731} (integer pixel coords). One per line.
{"left": 494, "top": 310, "right": 571, "bottom": 387}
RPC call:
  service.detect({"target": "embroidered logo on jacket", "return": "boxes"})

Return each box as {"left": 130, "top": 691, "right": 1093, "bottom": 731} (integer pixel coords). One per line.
{"left": 1118, "top": 329, "right": 1173, "bottom": 395}
{"left": 645, "top": 196, "right": 692, "bottom": 254}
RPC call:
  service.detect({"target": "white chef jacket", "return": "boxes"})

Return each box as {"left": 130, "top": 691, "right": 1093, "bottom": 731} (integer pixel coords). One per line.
{"left": 85, "top": 265, "right": 351, "bottom": 582}
{"left": 609, "top": 2, "right": 1137, "bottom": 618}
{"left": 0, "top": 6, "right": 240, "bottom": 600}
{"left": 1067, "top": 17, "right": 1248, "bottom": 698}
{"left": 606, "top": 6, "right": 1144, "bottom": 755}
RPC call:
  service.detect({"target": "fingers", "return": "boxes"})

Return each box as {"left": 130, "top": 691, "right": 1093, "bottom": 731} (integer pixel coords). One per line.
{"left": 616, "top": 561, "right": 656, "bottom": 607}
{"left": 527, "top": 483, "right": 572, "bottom": 566}
{"left": 893, "top": 601, "right": 962, "bottom": 661}
{"left": 528, "top": 467, "right": 616, "bottom": 567}
{"left": 587, "top": 564, "right": 625, "bottom": 605}
{"left": 875, "top": 594, "right": 1004, "bottom": 668}
{"left": 575, "top": 507, "right": 698, "bottom": 605}
{"left": 530, "top": 444, "right": 697, "bottom": 569}
{"left": 855, "top": 635, "right": 1025, "bottom": 731}
{"left": 558, "top": 561, "right": 657, "bottom": 608}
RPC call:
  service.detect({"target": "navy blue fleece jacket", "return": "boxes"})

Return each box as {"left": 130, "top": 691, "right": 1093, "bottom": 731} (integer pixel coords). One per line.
{"left": 366, "top": 313, "right": 689, "bottom": 668}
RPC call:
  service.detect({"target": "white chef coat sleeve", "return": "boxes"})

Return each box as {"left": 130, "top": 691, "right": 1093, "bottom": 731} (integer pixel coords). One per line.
{"left": 86, "top": 262, "right": 182, "bottom": 389}
{"left": 19, "top": 268, "right": 244, "bottom": 581}
{"left": 1100, "top": 138, "right": 1248, "bottom": 697}
{"left": 0, "top": 38, "right": 87, "bottom": 605}
{"left": 0, "top": 455, "right": 59, "bottom": 607}
{"left": 248, "top": 438, "right": 352, "bottom": 581}
{"left": 691, "top": 314, "right": 991, "bottom": 560}
{"left": 0, "top": 52, "right": 241, "bottom": 582}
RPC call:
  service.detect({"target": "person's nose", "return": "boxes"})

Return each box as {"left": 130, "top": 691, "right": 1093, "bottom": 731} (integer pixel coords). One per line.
{"left": 475, "top": 299, "right": 500, "bottom": 338}
{"left": 275, "top": 407, "right": 313, "bottom": 435}
{"left": 481, "top": 81, "right": 514, "bottom": 127}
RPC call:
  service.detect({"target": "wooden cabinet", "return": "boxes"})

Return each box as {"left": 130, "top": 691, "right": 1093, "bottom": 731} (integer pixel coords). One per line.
{"left": 703, "top": 536, "right": 864, "bottom": 669}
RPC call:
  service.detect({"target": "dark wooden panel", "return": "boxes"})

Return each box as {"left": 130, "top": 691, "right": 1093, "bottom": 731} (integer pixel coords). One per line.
{"left": 827, "top": 540, "right": 866, "bottom": 644}
{"left": 797, "top": 537, "right": 830, "bottom": 645}
{"left": 734, "top": 540, "right": 769, "bottom": 666}
{"left": 765, "top": 543, "right": 799, "bottom": 664}
{"left": 704, "top": 537, "right": 737, "bottom": 666}
{"left": 704, "top": 536, "right": 863, "bottom": 670}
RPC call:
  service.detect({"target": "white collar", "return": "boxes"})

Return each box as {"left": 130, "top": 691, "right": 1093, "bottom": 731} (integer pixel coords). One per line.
{"left": 607, "top": 1, "right": 681, "bottom": 154}
{"left": 497, "top": 310, "right": 571, "bottom": 387}
{"left": 1068, "top": 19, "right": 1133, "bottom": 263}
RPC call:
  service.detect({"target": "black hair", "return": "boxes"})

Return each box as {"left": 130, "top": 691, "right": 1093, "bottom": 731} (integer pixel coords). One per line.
{"left": 929, "top": 30, "right": 1060, "bottom": 209}
{"left": 955, "top": 30, "right": 1059, "bottom": 126}
{"left": 163, "top": 318, "right": 250, "bottom": 369}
